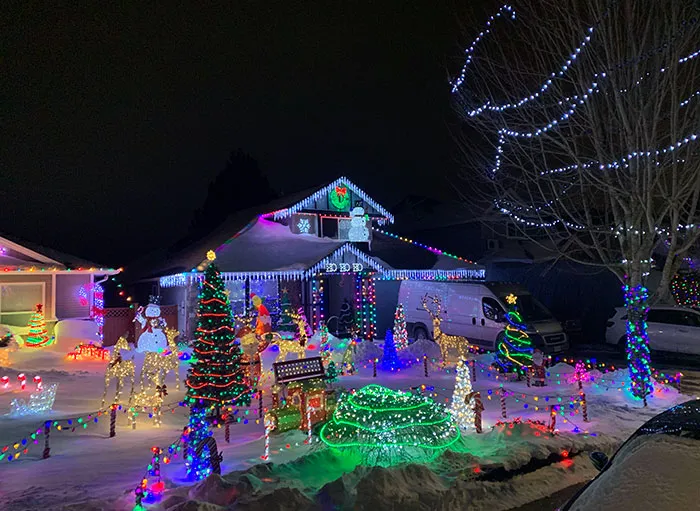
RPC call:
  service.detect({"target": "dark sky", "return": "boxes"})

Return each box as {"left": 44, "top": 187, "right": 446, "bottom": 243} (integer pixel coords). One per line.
{"left": 3, "top": 1, "right": 479, "bottom": 266}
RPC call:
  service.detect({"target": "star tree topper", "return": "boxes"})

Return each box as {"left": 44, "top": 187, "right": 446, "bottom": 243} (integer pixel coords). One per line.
{"left": 505, "top": 293, "right": 518, "bottom": 305}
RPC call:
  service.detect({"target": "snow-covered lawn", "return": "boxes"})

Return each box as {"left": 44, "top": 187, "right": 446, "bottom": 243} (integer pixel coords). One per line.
{"left": 0, "top": 335, "right": 690, "bottom": 510}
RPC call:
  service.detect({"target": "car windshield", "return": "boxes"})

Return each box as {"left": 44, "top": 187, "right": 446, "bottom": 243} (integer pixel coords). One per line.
{"left": 501, "top": 294, "right": 552, "bottom": 322}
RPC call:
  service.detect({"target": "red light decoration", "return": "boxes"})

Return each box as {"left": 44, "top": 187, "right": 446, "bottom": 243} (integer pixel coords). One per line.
{"left": 67, "top": 343, "right": 110, "bottom": 362}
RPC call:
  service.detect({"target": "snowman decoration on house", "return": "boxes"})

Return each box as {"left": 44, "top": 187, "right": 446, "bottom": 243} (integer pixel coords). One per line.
{"left": 134, "top": 296, "right": 168, "bottom": 353}
{"left": 347, "top": 204, "right": 369, "bottom": 242}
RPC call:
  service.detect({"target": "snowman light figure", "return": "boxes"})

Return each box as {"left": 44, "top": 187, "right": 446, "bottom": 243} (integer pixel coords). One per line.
{"left": 134, "top": 296, "right": 168, "bottom": 353}
{"left": 347, "top": 205, "right": 369, "bottom": 242}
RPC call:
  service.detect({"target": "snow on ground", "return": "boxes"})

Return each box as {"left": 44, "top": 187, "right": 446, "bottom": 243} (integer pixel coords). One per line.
{"left": 0, "top": 334, "right": 691, "bottom": 510}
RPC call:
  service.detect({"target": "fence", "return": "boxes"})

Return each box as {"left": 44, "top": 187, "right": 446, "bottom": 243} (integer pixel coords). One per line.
{"left": 103, "top": 305, "right": 178, "bottom": 347}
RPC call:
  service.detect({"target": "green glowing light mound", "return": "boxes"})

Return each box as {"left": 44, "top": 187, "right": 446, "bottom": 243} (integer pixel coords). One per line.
{"left": 320, "top": 384, "right": 460, "bottom": 466}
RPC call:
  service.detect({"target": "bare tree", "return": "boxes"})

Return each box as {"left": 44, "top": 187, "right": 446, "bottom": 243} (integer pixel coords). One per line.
{"left": 453, "top": 0, "right": 700, "bottom": 400}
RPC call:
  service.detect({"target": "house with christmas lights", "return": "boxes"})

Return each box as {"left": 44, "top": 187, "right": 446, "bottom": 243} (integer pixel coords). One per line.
{"left": 146, "top": 177, "right": 486, "bottom": 340}
{"left": 0, "top": 234, "right": 119, "bottom": 332}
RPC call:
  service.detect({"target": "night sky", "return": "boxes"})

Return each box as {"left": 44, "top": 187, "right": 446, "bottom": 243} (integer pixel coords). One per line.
{"left": 3, "top": 1, "right": 482, "bottom": 266}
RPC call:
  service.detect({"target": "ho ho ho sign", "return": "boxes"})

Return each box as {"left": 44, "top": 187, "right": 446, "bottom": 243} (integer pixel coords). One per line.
{"left": 325, "top": 262, "right": 364, "bottom": 273}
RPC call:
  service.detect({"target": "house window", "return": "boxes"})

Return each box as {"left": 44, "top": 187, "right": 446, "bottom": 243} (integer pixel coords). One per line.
{"left": 0, "top": 283, "right": 45, "bottom": 314}
{"left": 482, "top": 297, "right": 505, "bottom": 322}
{"left": 321, "top": 217, "right": 339, "bottom": 239}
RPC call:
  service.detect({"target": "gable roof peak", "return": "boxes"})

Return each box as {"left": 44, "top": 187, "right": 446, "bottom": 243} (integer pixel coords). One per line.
{"left": 268, "top": 176, "right": 394, "bottom": 224}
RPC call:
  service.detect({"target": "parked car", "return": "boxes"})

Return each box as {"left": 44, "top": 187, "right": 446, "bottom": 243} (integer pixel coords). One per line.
{"left": 560, "top": 399, "right": 700, "bottom": 510}
{"left": 398, "top": 281, "right": 569, "bottom": 354}
{"left": 605, "top": 306, "right": 700, "bottom": 355}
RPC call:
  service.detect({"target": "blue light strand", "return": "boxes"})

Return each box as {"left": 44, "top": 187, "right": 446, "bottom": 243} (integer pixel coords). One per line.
{"left": 463, "top": 27, "right": 595, "bottom": 115}
{"left": 680, "top": 90, "right": 700, "bottom": 108}
{"left": 538, "top": 133, "right": 698, "bottom": 177}
{"left": 451, "top": 5, "right": 516, "bottom": 94}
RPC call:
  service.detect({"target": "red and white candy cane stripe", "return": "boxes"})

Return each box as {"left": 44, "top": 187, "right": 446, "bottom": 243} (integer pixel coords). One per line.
{"left": 261, "top": 417, "right": 273, "bottom": 460}
{"left": 500, "top": 392, "right": 507, "bottom": 418}
{"left": 306, "top": 406, "right": 312, "bottom": 442}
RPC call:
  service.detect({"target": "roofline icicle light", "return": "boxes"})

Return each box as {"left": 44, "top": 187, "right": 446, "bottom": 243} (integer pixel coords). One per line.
{"left": 265, "top": 177, "right": 394, "bottom": 224}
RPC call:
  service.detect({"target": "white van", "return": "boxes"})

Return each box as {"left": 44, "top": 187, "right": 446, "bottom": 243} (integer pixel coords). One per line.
{"left": 398, "top": 281, "right": 569, "bottom": 354}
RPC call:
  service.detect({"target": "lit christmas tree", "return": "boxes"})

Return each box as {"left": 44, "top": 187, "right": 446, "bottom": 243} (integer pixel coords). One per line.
{"left": 393, "top": 303, "right": 408, "bottom": 350}
{"left": 185, "top": 258, "right": 250, "bottom": 480}
{"left": 494, "top": 294, "right": 533, "bottom": 374}
{"left": 185, "top": 261, "right": 251, "bottom": 407}
{"left": 325, "top": 361, "right": 338, "bottom": 383}
{"left": 277, "top": 289, "right": 296, "bottom": 339}
{"left": 320, "top": 384, "right": 459, "bottom": 465}
{"left": 380, "top": 329, "right": 400, "bottom": 371}
{"left": 25, "top": 304, "right": 52, "bottom": 348}
{"left": 450, "top": 360, "right": 474, "bottom": 431}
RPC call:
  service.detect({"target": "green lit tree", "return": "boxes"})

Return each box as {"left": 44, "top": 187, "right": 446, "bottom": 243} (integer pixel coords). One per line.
{"left": 277, "top": 289, "right": 296, "bottom": 338}
{"left": 494, "top": 294, "right": 533, "bottom": 375}
{"left": 185, "top": 261, "right": 250, "bottom": 480}
{"left": 325, "top": 361, "right": 338, "bottom": 384}
{"left": 25, "top": 304, "right": 51, "bottom": 348}
{"left": 186, "top": 262, "right": 251, "bottom": 407}
{"left": 320, "top": 384, "right": 459, "bottom": 465}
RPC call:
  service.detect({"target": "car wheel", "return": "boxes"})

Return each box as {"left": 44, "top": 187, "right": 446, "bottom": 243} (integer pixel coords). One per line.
{"left": 413, "top": 326, "right": 430, "bottom": 342}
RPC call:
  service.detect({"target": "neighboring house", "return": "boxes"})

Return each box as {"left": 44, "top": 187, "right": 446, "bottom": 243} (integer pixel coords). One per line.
{"left": 0, "top": 234, "right": 120, "bottom": 332}
{"left": 391, "top": 198, "right": 624, "bottom": 343}
{"left": 135, "top": 177, "right": 485, "bottom": 340}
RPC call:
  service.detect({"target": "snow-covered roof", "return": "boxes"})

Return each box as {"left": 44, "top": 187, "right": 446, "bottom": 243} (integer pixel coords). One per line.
{"left": 0, "top": 234, "right": 119, "bottom": 274}
{"left": 212, "top": 217, "right": 343, "bottom": 272}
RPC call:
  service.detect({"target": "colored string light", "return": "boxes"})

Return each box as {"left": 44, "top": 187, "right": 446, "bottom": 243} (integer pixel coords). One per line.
{"left": 671, "top": 273, "right": 700, "bottom": 308}
{"left": 623, "top": 285, "right": 653, "bottom": 400}
{"left": 372, "top": 228, "right": 476, "bottom": 264}
{"left": 320, "top": 385, "right": 460, "bottom": 464}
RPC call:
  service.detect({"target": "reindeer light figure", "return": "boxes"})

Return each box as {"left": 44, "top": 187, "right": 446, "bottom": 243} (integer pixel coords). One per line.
{"left": 102, "top": 336, "right": 135, "bottom": 407}
{"left": 269, "top": 333, "right": 307, "bottom": 363}
{"left": 421, "top": 295, "right": 470, "bottom": 364}
{"left": 139, "top": 328, "right": 181, "bottom": 391}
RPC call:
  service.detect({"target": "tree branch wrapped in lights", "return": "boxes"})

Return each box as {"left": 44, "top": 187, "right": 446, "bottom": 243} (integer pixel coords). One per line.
{"left": 320, "top": 384, "right": 459, "bottom": 465}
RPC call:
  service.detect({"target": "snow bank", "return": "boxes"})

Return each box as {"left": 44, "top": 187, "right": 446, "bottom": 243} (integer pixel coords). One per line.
{"left": 53, "top": 318, "right": 101, "bottom": 350}
{"left": 354, "top": 340, "right": 382, "bottom": 363}
{"left": 400, "top": 339, "right": 441, "bottom": 362}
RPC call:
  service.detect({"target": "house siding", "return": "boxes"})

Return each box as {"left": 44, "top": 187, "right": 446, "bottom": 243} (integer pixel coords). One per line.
{"left": 55, "top": 274, "right": 91, "bottom": 319}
